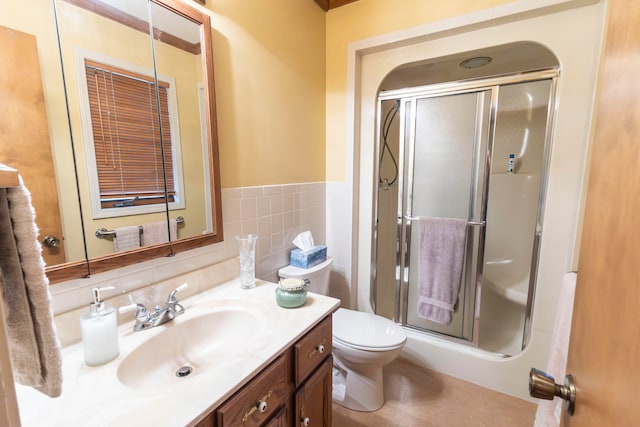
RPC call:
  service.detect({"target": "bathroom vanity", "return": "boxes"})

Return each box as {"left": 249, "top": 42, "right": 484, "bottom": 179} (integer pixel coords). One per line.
{"left": 14, "top": 280, "right": 340, "bottom": 426}
{"left": 196, "top": 315, "right": 333, "bottom": 426}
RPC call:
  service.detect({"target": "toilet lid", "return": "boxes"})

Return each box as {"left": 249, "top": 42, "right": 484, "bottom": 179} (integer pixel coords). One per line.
{"left": 278, "top": 257, "right": 333, "bottom": 279}
{"left": 332, "top": 308, "right": 406, "bottom": 350}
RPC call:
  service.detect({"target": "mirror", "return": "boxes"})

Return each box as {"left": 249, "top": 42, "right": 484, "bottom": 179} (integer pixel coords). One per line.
{"left": 0, "top": 0, "right": 88, "bottom": 277}
{"left": 1, "top": 0, "right": 222, "bottom": 283}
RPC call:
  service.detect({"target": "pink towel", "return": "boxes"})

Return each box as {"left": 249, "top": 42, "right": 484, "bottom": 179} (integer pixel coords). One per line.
{"left": 416, "top": 217, "right": 467, "bottom": 325}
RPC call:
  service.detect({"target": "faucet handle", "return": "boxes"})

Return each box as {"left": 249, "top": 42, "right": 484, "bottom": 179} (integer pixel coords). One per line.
{"left": 119, "top": 303, "right": 138, "bottom": 315}
{"left": 119, "top": 302, "right": 150, "bottom": 320}
{"left": 167, "top": 283, "right": 188, "bottom": 303}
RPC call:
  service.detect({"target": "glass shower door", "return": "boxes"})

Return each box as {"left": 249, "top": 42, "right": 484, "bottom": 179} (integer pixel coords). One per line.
{"left": 402, "top": 90, "right": 492, "bottom": 342}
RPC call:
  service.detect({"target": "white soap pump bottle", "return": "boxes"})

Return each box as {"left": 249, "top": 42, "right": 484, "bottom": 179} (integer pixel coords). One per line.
{"left": 80, "top": 286, "right": 120, "bottom": 366}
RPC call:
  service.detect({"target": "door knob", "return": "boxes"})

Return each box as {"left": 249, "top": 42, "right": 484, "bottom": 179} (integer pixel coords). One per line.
{"left": 42, "top": 235, "right": 61, "bottom": 248}
{"left": 529, "top": 368, "right": 576, "bottom": 415}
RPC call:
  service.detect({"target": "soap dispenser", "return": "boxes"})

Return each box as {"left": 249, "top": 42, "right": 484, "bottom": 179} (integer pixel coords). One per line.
{"left": 80, "top": 286, "right": 120, "bottom": 366}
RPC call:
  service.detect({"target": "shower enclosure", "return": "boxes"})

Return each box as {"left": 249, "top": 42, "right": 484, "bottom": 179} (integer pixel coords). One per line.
{"left": 373, "top": 70, "right": 557, "bottom": 355}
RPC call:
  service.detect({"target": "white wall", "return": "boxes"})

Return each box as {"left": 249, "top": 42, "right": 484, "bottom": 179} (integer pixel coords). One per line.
{"left": 327, "top": 0, "right": 605, "bottom": 400}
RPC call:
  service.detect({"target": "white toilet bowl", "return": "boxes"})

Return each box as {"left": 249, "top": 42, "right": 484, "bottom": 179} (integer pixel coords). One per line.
{"left": 331, "top": 308, "right": 406, "bottom": 412}
{"left": 278, "top": 258, "right": 406, "bottom": 412}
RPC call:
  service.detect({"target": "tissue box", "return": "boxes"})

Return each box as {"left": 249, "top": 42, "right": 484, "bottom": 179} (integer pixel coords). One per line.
{"left": 290, "top": 245, "right": 327, "bottom": 269}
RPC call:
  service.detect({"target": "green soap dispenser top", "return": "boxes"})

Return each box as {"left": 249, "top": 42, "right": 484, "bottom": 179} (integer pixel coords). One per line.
{"left": 80, "top": 286, "right": 120, "bottom": 366}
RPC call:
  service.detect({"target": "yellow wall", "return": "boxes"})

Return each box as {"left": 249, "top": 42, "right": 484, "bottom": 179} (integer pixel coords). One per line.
{"left": 204, "top": 0, "right": 327, "bottom": 188}
{"left": 325, "top": 0, "right": 513, "bottom": 181}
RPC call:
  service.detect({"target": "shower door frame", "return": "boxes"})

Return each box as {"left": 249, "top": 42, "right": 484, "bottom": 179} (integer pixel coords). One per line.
{"left": 372, "top": 68, "right": 559, "bottom": 348}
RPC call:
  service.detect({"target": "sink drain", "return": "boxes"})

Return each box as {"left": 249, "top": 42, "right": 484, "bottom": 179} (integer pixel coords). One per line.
{"left": 175, "top": 365, "right": 193, "bottom": 378}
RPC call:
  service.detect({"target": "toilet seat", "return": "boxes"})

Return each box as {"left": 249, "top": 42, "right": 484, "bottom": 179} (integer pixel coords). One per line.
{"left": 332, "top": 308, "right": 406, "bottom": 352}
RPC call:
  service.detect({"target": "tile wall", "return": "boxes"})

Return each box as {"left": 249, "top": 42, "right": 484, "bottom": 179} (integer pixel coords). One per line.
{"left": 222, "top": 182, "right": 326, "bottom": 282}
{"left": 50, "top": 182, "right": 327, "bottom": 316}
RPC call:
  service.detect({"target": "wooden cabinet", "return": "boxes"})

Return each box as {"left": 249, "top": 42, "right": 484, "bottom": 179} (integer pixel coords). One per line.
{"left": 216, "top": 353, "right": 292, "bottom": 427}
{"left": 192, "top": 415, "right": 214, "bottom": 427}
{"left": 191, "top": 314, "right": 333, "bottom": 427}
{"left": 295, "top": 357, "right": 332, "bottom": 427}
{"left": 293, "top": 316, "right": 332, "bottom": 385}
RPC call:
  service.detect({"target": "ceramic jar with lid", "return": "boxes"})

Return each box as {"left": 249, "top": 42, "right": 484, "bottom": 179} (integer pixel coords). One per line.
{"left": 275, "top": 278, "right": 309, "bottom": 308}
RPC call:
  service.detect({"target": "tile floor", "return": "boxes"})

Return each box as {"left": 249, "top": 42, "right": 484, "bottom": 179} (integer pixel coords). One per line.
{"left": 332, "top": 358, "right": 536, "bottom": 427}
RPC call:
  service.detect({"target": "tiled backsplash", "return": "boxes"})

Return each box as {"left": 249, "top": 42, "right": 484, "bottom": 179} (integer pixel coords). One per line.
{"left": 50, "top": 182, "right": 326, "bottom": 315}
{"left": 222, "top": 182, "right": 326, "bottom": 283}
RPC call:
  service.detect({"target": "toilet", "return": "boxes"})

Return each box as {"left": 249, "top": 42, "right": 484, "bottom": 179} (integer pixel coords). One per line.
{"left": 278, "top": 257, "right": 407, "bottom": 412}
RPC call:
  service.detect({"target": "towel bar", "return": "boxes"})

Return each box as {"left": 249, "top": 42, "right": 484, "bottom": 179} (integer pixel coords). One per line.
{"left": 95, "top": 216, "right": 184, "bottom": 239}
{"left": 404, "top": 216, "right": 485, "bottom": 226}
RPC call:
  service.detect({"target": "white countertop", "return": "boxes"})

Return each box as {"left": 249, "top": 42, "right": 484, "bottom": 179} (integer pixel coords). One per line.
{"left": 16, "top": 279, "right": 340, "bottom": 426}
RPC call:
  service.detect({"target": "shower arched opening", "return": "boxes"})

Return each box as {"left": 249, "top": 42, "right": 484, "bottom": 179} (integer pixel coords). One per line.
{"left": 371, "top": 42, "right": 560, "bottom": 356}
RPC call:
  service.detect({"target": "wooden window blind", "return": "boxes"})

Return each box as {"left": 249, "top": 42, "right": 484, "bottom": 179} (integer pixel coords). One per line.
{"left": 84, "top": 59, "right": 175, "bottom": 208}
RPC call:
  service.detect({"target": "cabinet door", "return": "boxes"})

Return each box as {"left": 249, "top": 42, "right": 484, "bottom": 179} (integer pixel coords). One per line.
{"left": 295, "top": 356, "right": 332, "bottom": 427}
{"left": 264, "top": 405, "right": 288, "bottom": 427}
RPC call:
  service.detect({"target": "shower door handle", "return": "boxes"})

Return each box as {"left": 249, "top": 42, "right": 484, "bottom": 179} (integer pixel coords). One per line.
{"left": 529, "top": 368, "right": 576, "bottom": 415}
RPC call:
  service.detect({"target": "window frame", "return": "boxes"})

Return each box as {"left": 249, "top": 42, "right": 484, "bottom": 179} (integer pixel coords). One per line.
{"left": 74, "top": 47, "right": 185, "bottom": 219}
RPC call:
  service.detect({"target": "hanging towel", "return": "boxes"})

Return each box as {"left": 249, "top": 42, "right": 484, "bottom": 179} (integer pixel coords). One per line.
{"left": 141, "top": 219, "right": 178, "bottom": 246}
{"left": 113, "top": 225, "right": 141, "bottom": 252}
{"left": 416, "top": 217, "right": 467, "bottom": 325}
{"left": 0, "top": 176, "right": 62, "bottom": 398}
{"left": 534, "top": 272, "right": 577, "bottom": 427}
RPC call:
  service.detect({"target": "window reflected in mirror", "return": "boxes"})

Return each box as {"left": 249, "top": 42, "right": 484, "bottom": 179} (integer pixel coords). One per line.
{"left": 77, "top": 52, "right": 185, "bottom": 218}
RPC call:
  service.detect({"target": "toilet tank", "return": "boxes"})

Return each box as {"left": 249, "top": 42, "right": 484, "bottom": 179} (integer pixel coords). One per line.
{"left": 278, "top": 257, "right": 333, "bottom": 295}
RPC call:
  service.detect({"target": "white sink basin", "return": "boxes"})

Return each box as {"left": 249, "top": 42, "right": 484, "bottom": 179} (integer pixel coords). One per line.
{"left": 117, "top": 300, "right": 270, "bottom": 389}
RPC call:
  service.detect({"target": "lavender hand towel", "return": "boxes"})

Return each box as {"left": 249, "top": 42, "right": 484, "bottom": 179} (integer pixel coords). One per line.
{"left": 0, "top": 176, "right": 62, "bottom": 397}
{"left": 417, "top": 217, "right": 467, "bottom": 325}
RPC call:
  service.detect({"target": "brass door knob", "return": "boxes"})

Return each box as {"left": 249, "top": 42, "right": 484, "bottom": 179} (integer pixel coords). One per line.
{"left": 42, "top": 235, "right": 61, "bottom": 248}
{"left": 529, "top": 368, "right": 576, "bottom": 415}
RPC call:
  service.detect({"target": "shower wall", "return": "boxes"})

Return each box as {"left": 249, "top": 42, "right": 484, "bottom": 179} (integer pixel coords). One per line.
{"left": 375, "top": 100, "right": 401, "bottom": 319}
{"left": 480, "top": 80, "right": 552, "bottom": 354}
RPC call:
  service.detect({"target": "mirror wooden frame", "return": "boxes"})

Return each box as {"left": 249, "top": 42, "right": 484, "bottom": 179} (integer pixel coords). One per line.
{"left": 46, "top": 0, "right": 223, "bottom": 284}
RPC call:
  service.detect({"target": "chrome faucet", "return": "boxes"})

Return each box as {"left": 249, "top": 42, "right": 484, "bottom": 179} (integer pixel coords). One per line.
{"left": 120, "top": 283, "right": 188, "bottom": 332}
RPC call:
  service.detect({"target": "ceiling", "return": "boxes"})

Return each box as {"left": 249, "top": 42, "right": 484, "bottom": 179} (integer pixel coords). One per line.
{"left": 313, "top": 0, "right": 360, "bottom": 11}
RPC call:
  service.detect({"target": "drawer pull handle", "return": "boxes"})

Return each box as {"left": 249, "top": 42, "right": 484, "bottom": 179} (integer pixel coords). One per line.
{"left": 241, "top": 390, "right": 273, "bottom": 422}
{"left": 308, "top": 340, "right": 327, "bottom": 358}
{"left": 301, "top": 416, "right": 310, "bottom": 426}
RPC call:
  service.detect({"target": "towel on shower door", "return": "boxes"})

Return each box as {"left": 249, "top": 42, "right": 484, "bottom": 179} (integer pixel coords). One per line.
{"left": 141, "top": 219, "right": 178, "bottom": 246}
{"left": 416, "top": 216, "right": 467, "bottom": 325}
{"left": 113, "top": 225, "right": 141, "bottom": 252}
{"left": 0, "top": 176, "right": 62, "bottom": 397}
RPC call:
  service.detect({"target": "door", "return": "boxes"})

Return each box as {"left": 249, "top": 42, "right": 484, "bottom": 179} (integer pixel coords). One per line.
{"left": 403, "top": 91, "right": 491, "bottom": 341}
{"left": 0, "top": 25, "right": 66, "bottom": 265}
{"left": 562, "top": 0, "right": 640, "bottom": 424}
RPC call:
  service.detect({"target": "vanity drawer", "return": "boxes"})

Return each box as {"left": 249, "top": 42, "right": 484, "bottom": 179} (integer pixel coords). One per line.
{"left": 294, "top": 315, "right": 332, "bottom": 385}
{"left": 216, "top": 351, "right": 292, "bottom": 427}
